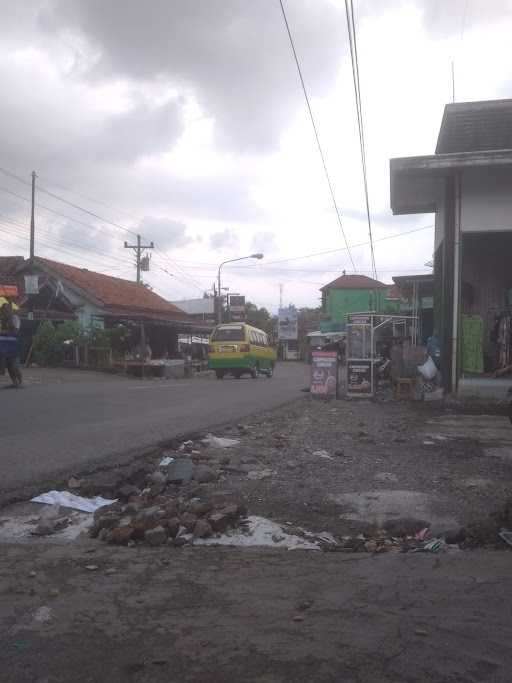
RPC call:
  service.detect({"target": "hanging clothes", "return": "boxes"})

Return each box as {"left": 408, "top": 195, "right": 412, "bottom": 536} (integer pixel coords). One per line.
{"left": 461, "top": 314, "right": 484, "bottom": 374}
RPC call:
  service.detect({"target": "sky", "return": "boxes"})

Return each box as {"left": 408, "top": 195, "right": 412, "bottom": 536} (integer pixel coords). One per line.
{"left": 1, "top": 0, "right": 512, "bottom": 312}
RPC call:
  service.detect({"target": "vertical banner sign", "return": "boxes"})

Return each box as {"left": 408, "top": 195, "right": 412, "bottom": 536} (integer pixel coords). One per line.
{"left": 278, "top": 306, "right": 298, "bottom": 340}
{"left": 310, "top": 350, "right": 338, "bottom": 397}
{"left": 347, "top": 360, "right": 372, "bottom": 395}
{"left": 229, "top": 295, "right": 246, "bottom": 322}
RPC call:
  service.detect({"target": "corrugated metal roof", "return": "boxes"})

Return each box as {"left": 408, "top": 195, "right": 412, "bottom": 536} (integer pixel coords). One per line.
{"left": 436, "top": 99, "right": 512, "bottom": 154}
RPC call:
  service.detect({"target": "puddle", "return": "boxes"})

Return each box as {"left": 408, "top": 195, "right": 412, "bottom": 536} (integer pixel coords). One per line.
{"left": 329, "top": 490, "right": 458, "bottom": 530}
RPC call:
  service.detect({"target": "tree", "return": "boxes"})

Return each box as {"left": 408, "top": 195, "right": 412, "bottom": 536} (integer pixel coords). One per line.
{"left": 245, "top": 302, "right": 275, "bottom": 336}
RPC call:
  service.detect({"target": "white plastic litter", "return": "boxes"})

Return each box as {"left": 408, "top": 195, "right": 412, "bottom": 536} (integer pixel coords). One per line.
{"left": 313, "top": 450, "right": 333, "bottom": 460}
{"left": 159, "top": 456, "right": 175, "bottom": 467}
{"left": 195, "top": 516, "right": 321, "bottom": 550}
{"left": 31, "top": 491, "right": 116, "bottom": 513}
{"left": 202, "top": 434, "right": 240, "bottom": 449}
{"left": 247, "top": 469, "right": 273, "bottom": 480}
{"left": 418, "top": 356, "right": 437, "bottom": 381}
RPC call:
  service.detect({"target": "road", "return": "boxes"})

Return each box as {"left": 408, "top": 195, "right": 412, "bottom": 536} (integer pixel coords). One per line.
{"left": 0, "top": 363, "right": 308, "bottom": 500}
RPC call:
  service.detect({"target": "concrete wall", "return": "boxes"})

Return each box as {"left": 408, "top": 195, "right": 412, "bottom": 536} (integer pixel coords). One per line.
{"left": 59, "top": 286, "right": 104, "bottom": 329}
{"left": 325, "top": 289, "right": 399, "bottom": 324}
{"left": 461, "top": 167, "right": 512, "bottom": 233}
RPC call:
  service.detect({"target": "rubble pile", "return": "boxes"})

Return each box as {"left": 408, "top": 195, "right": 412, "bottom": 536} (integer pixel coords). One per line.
{"left": 339, "top": 526, "right": 463, "bottom": 554}
{"left": 90, "top": 437, "right": 248, "bottom": 547}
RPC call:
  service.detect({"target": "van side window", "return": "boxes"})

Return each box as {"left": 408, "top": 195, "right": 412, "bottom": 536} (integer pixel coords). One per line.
{"left": 250, "top": 331, "right": 256, "bottom": 344}
{"left": 263, "top": 334, "right": 268, "bottom": 347}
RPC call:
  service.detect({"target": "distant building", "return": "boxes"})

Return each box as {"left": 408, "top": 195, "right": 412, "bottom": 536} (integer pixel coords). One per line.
{"left": 2, "top": 256, "right": 207, "bottom": 361}
{"left": 171, "top": 298, "right": 215, "bottom": 322}
{"left": 320, "top": 272, "right": 399, "bottom": 332}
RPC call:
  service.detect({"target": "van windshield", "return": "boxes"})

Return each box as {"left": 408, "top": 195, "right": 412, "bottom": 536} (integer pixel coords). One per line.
{"left": 212, "top": 326, "right": 245, "bottom": 342}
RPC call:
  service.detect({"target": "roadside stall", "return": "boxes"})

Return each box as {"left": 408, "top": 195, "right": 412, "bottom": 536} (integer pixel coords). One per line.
{"left": 346, "top": 312, "right": 418, "bottom": 398}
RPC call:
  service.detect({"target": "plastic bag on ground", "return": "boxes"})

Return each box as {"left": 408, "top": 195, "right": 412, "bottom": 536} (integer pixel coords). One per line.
{"left": 418, "top": 356, "right": 437, "bottom": 381}
{"left": 31, "top": 491, "right": 116, "bottom": 513}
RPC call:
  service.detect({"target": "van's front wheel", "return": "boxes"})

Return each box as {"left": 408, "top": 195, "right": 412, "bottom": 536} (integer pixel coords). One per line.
{"left": 215, "top": 370, "right": 225, "bottom": 380}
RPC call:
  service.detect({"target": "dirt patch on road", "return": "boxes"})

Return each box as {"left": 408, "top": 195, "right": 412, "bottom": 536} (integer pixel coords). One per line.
{"left": 12, "top": 396, "right": 511, "bottom": 551}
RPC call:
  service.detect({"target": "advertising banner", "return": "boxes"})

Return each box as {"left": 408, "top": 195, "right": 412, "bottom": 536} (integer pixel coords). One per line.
{"left": 229, "top": 295, "right": 246, "bottom": 321}
{"left": 310, "top": 351, "right": 338, "bottom": 397}
{"left": 347, "top": 360, "right": 372, "bottom": 395}
{"left": 278, "top": 306, "right": 298, "bottom": 340}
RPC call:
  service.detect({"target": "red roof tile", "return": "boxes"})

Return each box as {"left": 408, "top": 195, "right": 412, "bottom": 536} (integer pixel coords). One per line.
{"left": 320, "top": 273, "right": 387, "bottom": 291}
{"left": 37, "top": 258, "right": 188, "bottom": 319}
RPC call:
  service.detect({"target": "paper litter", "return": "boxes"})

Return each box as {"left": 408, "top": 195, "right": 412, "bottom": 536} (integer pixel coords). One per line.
{"left": 195, "top": 515, "right": 321, "bottom": 550}
{"left": 31, "top": 491, "right": 116, "bottom": 513}
{"left": 159, "top": 456, "right": 175, "bottom": 467}
{"left": 202, "top": 434, "right": 240, "bottom": 449}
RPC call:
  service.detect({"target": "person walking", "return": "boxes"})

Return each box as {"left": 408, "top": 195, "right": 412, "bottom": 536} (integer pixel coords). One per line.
{"left": 0, "top": 300, "right": 23, "bottom": 387}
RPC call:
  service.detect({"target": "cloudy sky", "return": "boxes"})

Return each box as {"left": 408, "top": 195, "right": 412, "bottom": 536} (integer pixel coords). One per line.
{"left": 1, "top": 0, "right": 512, "bottom": 311}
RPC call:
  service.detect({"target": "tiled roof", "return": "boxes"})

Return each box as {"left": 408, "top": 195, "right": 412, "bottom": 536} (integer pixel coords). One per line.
{"left": 320, "top": 273, "right": 387, "bottom": 291}
{"left": 436, "top": 99, "right": 512, "bottom": 154}
{"left": 37, "top": 258, "right": 188, "bottom": 318}
{"left": 0, "top": 256, "right": 25, "bottom": 276}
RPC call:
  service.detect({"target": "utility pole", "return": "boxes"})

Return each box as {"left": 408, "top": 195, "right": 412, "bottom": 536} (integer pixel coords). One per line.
{"left": 124, "top": 235, "right": 154, "bottom": 284}
{"left": 279, "top": 283, "right": 283, "bottom": 310}
{"left": 30, "top": 171, "right": 36, "bottom": 262}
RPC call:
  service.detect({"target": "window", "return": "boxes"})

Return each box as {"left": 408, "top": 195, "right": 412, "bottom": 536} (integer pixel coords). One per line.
{"left": 212, "top": 326, "right": 245, "bottom": 342}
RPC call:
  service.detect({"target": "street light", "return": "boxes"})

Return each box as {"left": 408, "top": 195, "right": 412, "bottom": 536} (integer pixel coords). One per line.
{"left": 217, "top": 253, "right": 264, "bottom": 323}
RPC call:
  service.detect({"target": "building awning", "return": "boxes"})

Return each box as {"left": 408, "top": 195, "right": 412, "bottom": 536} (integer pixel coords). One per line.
{"left": 390, "top": 149, "right": 512, "bottom": 215}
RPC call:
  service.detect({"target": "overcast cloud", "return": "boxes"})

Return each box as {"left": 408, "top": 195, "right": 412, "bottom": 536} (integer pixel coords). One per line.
{"left": 1, "top": 0, "right": 512, "bottom": 307}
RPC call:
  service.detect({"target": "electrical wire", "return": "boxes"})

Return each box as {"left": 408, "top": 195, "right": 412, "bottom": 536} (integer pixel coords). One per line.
{"left": 344, "top": 0, "right": 377, "bottom": 280}
{"left": 0, "top": 167, "right": 206, "bottom": 293}
{"left": 278, "top": 0, "right": 356, "bottom": 272}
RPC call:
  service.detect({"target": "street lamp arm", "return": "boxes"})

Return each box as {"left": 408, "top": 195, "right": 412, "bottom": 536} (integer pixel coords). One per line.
{"left": 216, "top": 253, "right": 264, "bottom": 324}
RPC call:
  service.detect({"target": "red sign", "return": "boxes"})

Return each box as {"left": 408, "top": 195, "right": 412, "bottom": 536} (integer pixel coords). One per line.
{"left": 0, "top": 284, "right": 18, "bottom": 297}
{"left": 311, "top": 351, "right": 338, "bottom": 397}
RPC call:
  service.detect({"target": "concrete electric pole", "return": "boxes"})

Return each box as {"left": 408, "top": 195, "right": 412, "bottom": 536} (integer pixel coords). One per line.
{"left": 124, "top": 235, "right": 154, "bottom": 284}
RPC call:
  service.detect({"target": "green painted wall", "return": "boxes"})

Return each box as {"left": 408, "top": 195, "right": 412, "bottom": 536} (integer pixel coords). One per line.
{"left": 323, "top": 288, "right": 399, "bottom": 326}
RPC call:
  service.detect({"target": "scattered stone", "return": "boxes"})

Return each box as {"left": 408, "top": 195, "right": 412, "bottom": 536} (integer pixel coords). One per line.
{"left": 48, "top": 588, "right": 60, "bottom": 598}
{"left": 167, "top": 459, "right": 194, "bottom": 484}
{"left": 117, "top": 484, "right": 140, "bottom": 502}
{"left": 442, "top": 528, "right": 466, "bottom": 545}
{"left": 172, "top": 535, "right": 189, "bottom": 547}
{"left": 67, "top": 477, "right": 81, "bottom": 489}
{"left": 193, "top": 465, "right": 218, "bottom": 484}
{"left": 188, "top": 500, "right": 213, "bottom": 517}
{"left": 33, "top": 520, "right": 57, "bottom": 537}
{"left": 135, "top": 506, "right": 165, "bottom": 523}
{"left": 209, "top": 504, "right": 240, "bottom": 533}
{"left": 297, "top": 600, "right": 313, "bottom": 611}
{"left": 414, "top": 628, "right": 428, "bottom": 636}
{"left": 109, "top": 526, "right": 135, "bottom": 545}
{"left": 105, "top": 568, "right": 117, "bottom": 575}
{"left": 247, "top": 469, "right": 273, "bottom": 480}
{"left": 164, "top": 517, "right": 181, "bottom": 538}
{"left": 29, "top": 571, "right": 37, "bottom": 578}
{"left": 180, "top": 512, "right": 198, "bottom": 532}
{"left": 293, "top": 615, "right": 305, "bottom": 622}
{"left": 193, "top": 519, "right": 213, "bottom": 538}
{"left": 85, "top": 565, "right": 99, "bottom": 571}
{"left": 144, "top": 526, "right": 168, "bottom": 546}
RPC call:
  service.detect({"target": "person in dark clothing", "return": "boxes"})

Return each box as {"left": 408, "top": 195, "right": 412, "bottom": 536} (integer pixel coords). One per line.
{"left": 0, "top": 301, "right": 23, "bottom": 387}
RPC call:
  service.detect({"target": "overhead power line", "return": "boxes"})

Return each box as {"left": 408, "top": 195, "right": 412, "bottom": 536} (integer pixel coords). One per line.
{"left": 0, "top": 167, "right": 205, "bottom": 293}
{"left": 344, "top": 0, "right": 377, "bottom": 280}
{"left": 278, "top": 0, "right": 356, "bottom": 273}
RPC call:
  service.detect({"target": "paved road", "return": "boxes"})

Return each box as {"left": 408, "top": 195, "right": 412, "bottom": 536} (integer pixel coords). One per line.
{"left": 0, "top": 363, "right": 308, "bottom": 499}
